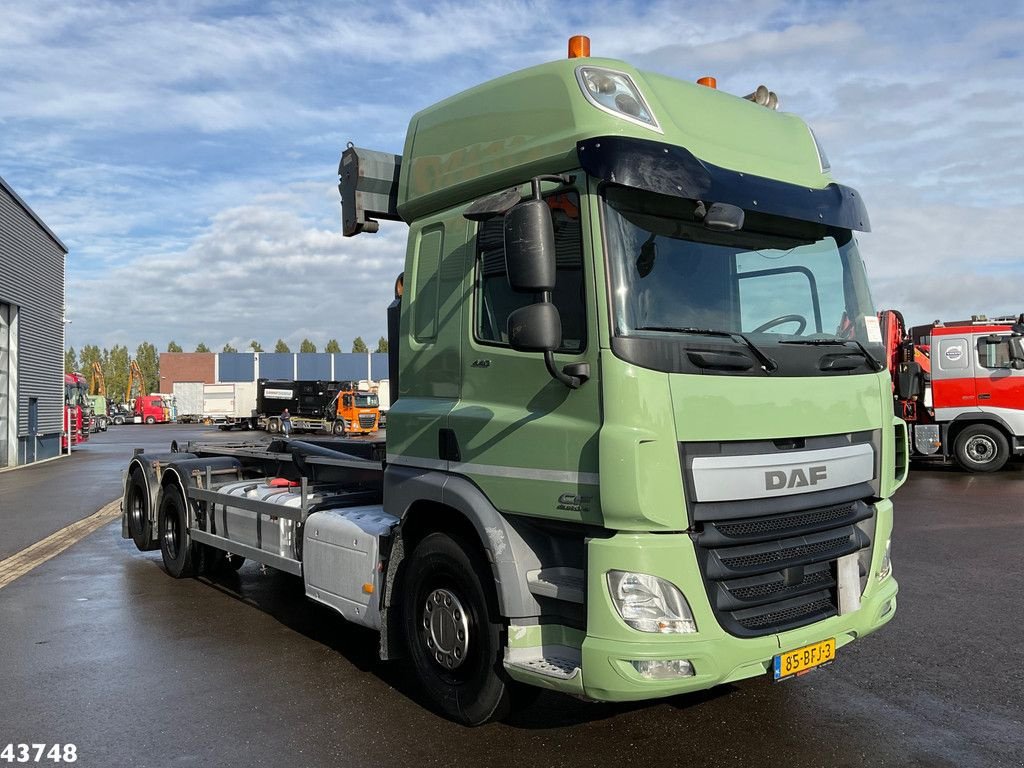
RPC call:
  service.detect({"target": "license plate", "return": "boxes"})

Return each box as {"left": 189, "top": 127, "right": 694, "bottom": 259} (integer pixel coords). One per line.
{"left": 773, "top": 638, "right": 836, "bottom": 681}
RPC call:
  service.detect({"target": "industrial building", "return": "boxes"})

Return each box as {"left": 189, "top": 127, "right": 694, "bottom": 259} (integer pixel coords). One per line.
{"left": 159, "top": 351, "right": 389, "bottom": 391}
{"left": 0, "top": 175, "right": 68, "bottom": 468}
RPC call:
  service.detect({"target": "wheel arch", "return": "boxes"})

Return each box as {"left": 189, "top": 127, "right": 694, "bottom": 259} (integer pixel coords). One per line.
{"left": 378, "top": 464, "right": 553, "bottom": 660}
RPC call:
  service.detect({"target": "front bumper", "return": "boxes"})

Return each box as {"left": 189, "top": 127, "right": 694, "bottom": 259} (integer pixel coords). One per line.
{"left": 507, "top": 500, "right": 898, "bottom": 702}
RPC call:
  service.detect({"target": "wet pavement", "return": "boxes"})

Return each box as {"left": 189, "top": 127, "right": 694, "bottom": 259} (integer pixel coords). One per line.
{"left": 1, "top": 436, "right": 1022, "bottom": 767}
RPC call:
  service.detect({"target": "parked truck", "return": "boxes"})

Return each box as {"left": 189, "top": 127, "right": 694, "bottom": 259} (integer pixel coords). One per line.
{"left": 204, "top": 382, "right": 257, "bottom": 429}
{"left": 172, "top": 382, "right": 205, "bottom": 423}
{"left": 121, "top": 37, "right": 903, "bottom": 725}
{"left": 62, "top": 372, "right": 91, "bottom": 448}
{"left": 881, "top": 309, "right": 1024, "bottom": 472}
{"left": 258, "top": 379, "right": 379, "bottom": 436}
{"left": 134, "top": 394, "right": 170, "bottom": 425}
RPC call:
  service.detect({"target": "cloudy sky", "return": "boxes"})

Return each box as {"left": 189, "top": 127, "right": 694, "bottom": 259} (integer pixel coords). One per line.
{"left": 1, "top": 0, "right": 1022, "bottom": 352}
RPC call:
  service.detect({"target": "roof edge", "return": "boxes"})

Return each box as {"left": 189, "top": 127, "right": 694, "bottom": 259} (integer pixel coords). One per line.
{"left": 0, "top": 174, "right": 68, "bottom": 254}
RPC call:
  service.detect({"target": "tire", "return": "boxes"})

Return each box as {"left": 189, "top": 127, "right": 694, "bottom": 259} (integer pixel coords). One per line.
{"left": 267, "top": 418, "right": 281, "bottom": 434}
{"left": 158, "top": 486, "right": 198, "bottom": 578}
{"left": 113, "top": 415, "right": 125, "bottom": 426}
{"left": 954, "top": 424, "right": 1009, "bottom": 473}
{"left": 145, "top": 416, "right": 156, "bottom": 425}
{"left": 332, "top": 420, "right": 346, "bottom": 436}
{"left": 125, "top": 468, "right": 158, "bottom": 551}
{"left": 403, "top": 532, "right": 515, "bottom": 725}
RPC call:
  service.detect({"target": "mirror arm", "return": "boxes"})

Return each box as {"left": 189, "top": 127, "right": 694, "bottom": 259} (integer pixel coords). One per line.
{"left": 543, "top": 352, "right": 588, "bottom": 389}
{"left": 530, "top": 174, "right": 575, "bottom": 200}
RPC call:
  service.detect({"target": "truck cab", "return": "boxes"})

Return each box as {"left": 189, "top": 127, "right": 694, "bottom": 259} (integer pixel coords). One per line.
{"left": 134, "top": 395, "right": 168, "bottom": 425}
{"left": 331, "top": 387, "right": 380, "bottom": 435}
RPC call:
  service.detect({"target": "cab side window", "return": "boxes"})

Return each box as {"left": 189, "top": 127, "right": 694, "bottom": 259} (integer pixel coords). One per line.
{"left": 474, "top": 192, "right": 586, "bottom": 353}
{"left": 977, "top": 337, "right": 1013, "bottom": 369}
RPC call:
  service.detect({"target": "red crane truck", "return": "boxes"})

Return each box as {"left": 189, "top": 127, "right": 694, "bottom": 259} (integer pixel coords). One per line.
{"left": 881, "top": 310, "right": 1024, "bottom": 472}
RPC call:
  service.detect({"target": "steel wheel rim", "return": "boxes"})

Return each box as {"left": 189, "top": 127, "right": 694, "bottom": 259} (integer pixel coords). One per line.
{"left": 966, "top": 435, "right": 997, "bottom": 463}
{"left": 130, "top": 492, "right": 144, "bottom": 532}
{"left": 422, "top": 588, "right": 470, "bottom": 670}
{"left": 163, "top": 507, "right": 180, "bottom": 559}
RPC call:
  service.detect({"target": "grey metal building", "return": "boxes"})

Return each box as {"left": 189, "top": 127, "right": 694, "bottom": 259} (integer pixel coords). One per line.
{"left": 0, "top": 175, "right": 68, "bottom": 468}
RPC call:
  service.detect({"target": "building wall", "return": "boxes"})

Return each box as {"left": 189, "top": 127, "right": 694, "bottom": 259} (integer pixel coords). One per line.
{"left": 158, "top": 352, "right": 216, "bottom": 391}
{"left": 158, "top": 351, "right": 389, "bottom": 391}
{"left": 0, "top": 178, "right": 67, "bottom": 468}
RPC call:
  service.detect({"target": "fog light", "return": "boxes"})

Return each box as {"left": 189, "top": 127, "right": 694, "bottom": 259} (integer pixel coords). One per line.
{"left": 878, "top": 538, "right": 892, "bottom": 582}
{"left": 630, "top": 659, "right": 695, "bottom": 680}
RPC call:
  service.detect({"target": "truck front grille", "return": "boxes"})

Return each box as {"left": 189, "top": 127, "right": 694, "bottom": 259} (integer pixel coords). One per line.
{"left": 358, "top": 414, "right": 376, "bottom": 429}
{"left": 693, "top": 500, "right": 873, "bottom": 637}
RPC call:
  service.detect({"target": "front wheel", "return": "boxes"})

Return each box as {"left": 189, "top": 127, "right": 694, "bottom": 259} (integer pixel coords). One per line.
{"left": 403, "top": 532, "right": 516, "bottom": 725}
{"left": 954, "top": 424, "right": 1009, "bottom": 472}
{"left": 145, "top": 416, "right": 156, "bottom": 425}
{"left": 266, "top": 418, "right": 281, "bottom": 434}
{"left": 332, "top": 420, "right": 346, "bottom": 436}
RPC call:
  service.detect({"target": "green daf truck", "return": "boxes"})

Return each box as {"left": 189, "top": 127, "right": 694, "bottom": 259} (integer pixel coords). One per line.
{"left": 121, "top": 38, "right": 904, "bottom": 725}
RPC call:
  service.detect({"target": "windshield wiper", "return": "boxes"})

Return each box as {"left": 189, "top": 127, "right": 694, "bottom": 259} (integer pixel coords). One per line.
{"left": 635, "top": 327, "right": 778, "bottom": 373}
{"left": 778, "top": 337, "right": 885, "bottom": 372}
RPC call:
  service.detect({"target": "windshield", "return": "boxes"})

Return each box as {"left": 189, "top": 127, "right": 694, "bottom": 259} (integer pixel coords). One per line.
{"left": 603, "top": 186, "right": 882, "bottom": 376}
{"left": 65, "top": 385, "right": 88, "bottom": 407}
{"left": 355, "top": 394, "right": 379, "bottom": 408}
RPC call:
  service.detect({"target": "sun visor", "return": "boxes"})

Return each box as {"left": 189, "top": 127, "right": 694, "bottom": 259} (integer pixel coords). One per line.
{"left": 577, "top": 136, "right": 870, "bottom": 232}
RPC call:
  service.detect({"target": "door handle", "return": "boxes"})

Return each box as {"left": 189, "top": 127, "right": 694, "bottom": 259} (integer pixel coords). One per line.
{"left": 978, "top": 393, "right": 991, "bottom": 400}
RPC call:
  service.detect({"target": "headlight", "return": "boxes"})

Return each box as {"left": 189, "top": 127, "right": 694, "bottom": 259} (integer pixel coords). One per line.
{"left": 576, "top": 67, "right": 660, "bottom": 132}
{"left": 607, "top": 571, "right": 697, "bottom": 633}
{"left": 878, "top": 538, "right": 892, "bottom": 581}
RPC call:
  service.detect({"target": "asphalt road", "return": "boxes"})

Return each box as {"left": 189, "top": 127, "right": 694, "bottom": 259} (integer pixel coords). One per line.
{"left": 0, "top": 432, "right": 1022, "bottom": 767}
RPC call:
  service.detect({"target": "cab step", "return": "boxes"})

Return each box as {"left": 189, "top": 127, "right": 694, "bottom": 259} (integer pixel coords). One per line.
{"left": 526, "top": 567, "right": 585, "bottom": 603}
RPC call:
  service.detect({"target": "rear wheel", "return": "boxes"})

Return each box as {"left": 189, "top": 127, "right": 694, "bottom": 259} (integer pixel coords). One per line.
{"left": 403, "top": 532, "right": 518, "bottom": 725}
{"left": 158, "top": 486, "right": 198, "bottom": 578}
{"left": 954, "top": 424, "right": 1009, "bottom": 472}
{"left": 126, "top": 468, "right": 157, "bottom": 551}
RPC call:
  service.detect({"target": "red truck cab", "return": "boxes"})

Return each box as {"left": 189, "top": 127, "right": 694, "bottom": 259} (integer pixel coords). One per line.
{"left": 134, "top": 395, "right": 169, "bottom": 425}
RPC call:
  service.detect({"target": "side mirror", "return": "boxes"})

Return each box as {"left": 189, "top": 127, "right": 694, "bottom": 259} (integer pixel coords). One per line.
{"left": 503, "top": 199, "right": 556, "bottom": 292}
{"left": 703, "top": 202, "right": 745, "bottom": 232}
{"left": 508, "top": 303, "right": 561, "bottom": 352}
{"left": 983, "top": 334, "right": 1002, "bottom": 345}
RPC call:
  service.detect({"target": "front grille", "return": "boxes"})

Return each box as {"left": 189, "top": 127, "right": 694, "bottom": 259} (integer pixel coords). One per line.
{"left": 358, "top": 414, "right": 376, "bottom": 429}
{"left": 693, "top": 500, "right": 873, "bottom": 637}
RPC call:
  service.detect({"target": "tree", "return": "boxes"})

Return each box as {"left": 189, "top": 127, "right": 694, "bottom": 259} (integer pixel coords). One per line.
{"left": 324, "top": 339, "right": 341, "bottom": 353}
{"left": 274, "top": 339, "right": 290, "bottom": 353}
{"left": 351, "top": 336, "right": 368, "bottom": 353}
{"left": 167, "top": 340, "right": 183, "bottom": 353}
{"left": 375, "top": 336, "right": 389, "bottom": 353}
{"left": 223, "top": 343, "right": 237, "bottom": 353}
{"left": 79, "top": 344, "right": 103, "bottom": 375}
{"left": 65, "top": 347, "right": 78, "bottom": 373}
{"left": 135, "top": 342, "right": 160, "bottom": 394}
{"left": 106, "top": 345, "right": 130, "bottom": 401}
{"left": 299, "top": 339, "right": 317, "bottom": 353}
{"left": 249, "top": 340, "right": 263, "bottom": 352}
{"left": 195, "top": 342, "right": 210, "bottom": 353}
